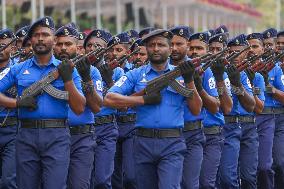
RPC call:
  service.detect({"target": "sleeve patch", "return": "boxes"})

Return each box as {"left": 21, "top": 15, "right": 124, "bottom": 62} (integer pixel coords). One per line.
{"left": 208, "top": 77, "right": 216, "bottom": 89}
{"left": 96, "top": 80, "right": 103, "bottom": 91}
{"left": 114, "top": 76, "right": 127, "bottom": 87}
{"left": 0, "top": 68, "right": 10, "bottom": 80}
{"left": 281, "top": 75, "right": 284, "bottom": 85}
{"left": 247, "top": 78, "right": 252, "bottom": 88}
{"left": 225, "top": 78, "right": 231, "bottom": 91}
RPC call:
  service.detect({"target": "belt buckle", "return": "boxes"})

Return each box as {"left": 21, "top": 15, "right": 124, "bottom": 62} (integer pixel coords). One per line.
{"left": 37, "top": 120, "right": 44, "bottom": 129}
{"left": 153, "top": 129, "right": 161, "bottom": 138}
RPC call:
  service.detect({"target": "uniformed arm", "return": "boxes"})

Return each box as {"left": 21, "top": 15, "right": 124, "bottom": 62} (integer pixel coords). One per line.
{"left": 253, "top": 95, "right": 264, "bottom": 114}
{"left": 237, "top": 87, "right": 255, "bottom": 113}
{"left": 270, "top": 88, "right": 284, "bottom": 105}
{"left": 0, "top": 93, "right": 16, "bottom": 108}
{"left": 64, "top": 81, "right": 86, "bottom": 114}
{"left": 216, "top": 81, "right": 233, "bottom": 115}
{"left": 185, "top": 81, "right": 203, "bottom": 116}
{"left": 104, "top": 92, "right": 144, "bottom": 108}
{"left": 84, "top": 80, "right": 102, "bottom": 113}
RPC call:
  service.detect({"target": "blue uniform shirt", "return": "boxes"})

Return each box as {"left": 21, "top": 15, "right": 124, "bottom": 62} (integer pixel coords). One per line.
{"left": 109, "top": 62, "right": 186, "bottom": 129}
{"left": 184, "top": 68, "right": 218, "bottom": 122}
{"left": 94, "top": 67, "right": 124, "bottom": 117}
{"left": 203, "top": 73, "right": 231, "bottom": 127}
{"left": 0, "top": 60, "right": 17, "bottom": 118}
{"left": 0, "top": 55, "right": 82, "bottom": 119}
{"left": 68, "top": 66, "right": 103, "bottom": 126}
{"left": 253, "top": 72, "right": 265, "bottom": 102}
{"left": 229, "top": 71, "right": 253, "bottom": 116}
{"left": 264, "top": 65, "right": 284, "bottom": 107}
{"left": 123, "top": 61, "right": 133, "bottom": 73}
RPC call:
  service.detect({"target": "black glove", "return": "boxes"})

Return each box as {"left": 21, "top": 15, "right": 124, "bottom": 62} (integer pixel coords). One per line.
{"left": 16, "top": 96, "right": 37, "bottom": 110}
{"left": 227, "top": 65, "right": 241, "bottom": 87}
{"left": 211, "top": 59, "right": 225, "bottom": 82}
{"left": 143, "top": 92, "right": 162, "bottom": 105}
{"left": 179, "top": 60, "right": 195, "bottom": 83}
{"left": 245, "top": 68, "right": 255, "bottom": 85}
{"left": 57, "top": 59, "right": 74, "bottom": 83}
{"left": 260, "top": 70, "right": 269, "bottom": 86}
{"left": 76, "top": 57, "right": 91, "bottom": 82}
{"left": 98, "top": 64, "right": 114, "bottom": 86}
{"left": 193, "top": 72, "right": 203, "bottom": 92}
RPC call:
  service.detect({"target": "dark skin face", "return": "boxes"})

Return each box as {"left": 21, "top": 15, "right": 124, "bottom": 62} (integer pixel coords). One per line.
{"left": 0, "top": 38, "right": 13, "bottom": 64}
{"left": 228, "top": 45, "right": 248, "bottom": 65}
{"left": 209, "top": 42, "right": 224, "bottom": 54}
{"left": 30, "top": 26, "right": 55, "bottom": 55}
{"left": 77, "top": 39, "right": 85, "bottom": 55}
{"left": 85, "top": 37, "right": 107, "bottom": 64}
{"left": 145, "top": 36, "right": 172, "bottom": 65}
{"left": 132, "top": 46, "right": 148, "bottom": 66}
{"left": 188, "top": 39, "right": 207, "bottom": 58}
{"left": 22, "top": 40, "right": 33, "bottom": 59}
{"left": 263, "top": 38, "right": 276, "bottom": 51}
{"left": 247, "top": 39, "right": 264, "bottom": 57}
{"left": 54, "top": 36, "right": 77, "bottom": 60}
{"left": 276, "top": 36, "right": 284, "bottom": 52}
{"left": 16, "top": 37, "right": 24, "bottom": 49}
{"left": 109, "top": 43, "right": 129, "bottom": 60}
{"left": 170, "top": 35, "right": 188, "bottom": 61}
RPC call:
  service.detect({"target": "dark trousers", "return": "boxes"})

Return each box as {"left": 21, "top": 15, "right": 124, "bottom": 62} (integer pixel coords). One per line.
{"left": 200, "top": 132, "right": 224, "bottom": 189}
{"left": 68, "top": 132, "right": 96, "bottom": 189}
{"left": 182, "top": 128, "right": 205, "bottom": 189}
{"left": 112, "top": 122, "right": 136, "bottom": 189}
{"left": 134, "top": 135, "right": 186, "bottom": 189}
{"left": 273, "top": 114, "right": 284, "bottom": 189}
{"left": 256, "top": 114, "right": 275, "bottom": 189}
{"left": 90, "top": 123, "right": 118, "bottom": 189}
{"left": 219, "top": 122, "right": 259, "bottom": 189}
{"left": 16, "top": 127, "right": 70, "bottom": 189}
{"left": 0, "top": 125, "right": 17, "bottom": 189}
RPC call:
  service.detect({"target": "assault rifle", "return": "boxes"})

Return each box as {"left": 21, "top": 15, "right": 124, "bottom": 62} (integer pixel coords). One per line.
{"left": 131, "top": 53, "right": 218, "bottom": 98}
{"left": 108, "top": 47, "right": 141, "bottom": 70}
{"left": 20, "top": 43, "right": 117, "bottom": 100}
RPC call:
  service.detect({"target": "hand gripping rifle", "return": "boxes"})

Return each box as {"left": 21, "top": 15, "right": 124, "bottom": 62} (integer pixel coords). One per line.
{"left": 131, "top": 53, "right": 214, "bottom": 98}
{"left": 108, "top": 47, "right": 141, "bottom": 70}
{"left": 198, "top": 47, "right": 230, "bottom": 75}
{"left": 20, "top": 43, "right": 117, "bottom": 100}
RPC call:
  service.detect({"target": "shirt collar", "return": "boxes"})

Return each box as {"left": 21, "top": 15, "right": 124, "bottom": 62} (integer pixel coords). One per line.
{"left": 31, "top": 54, "right": 60, "bottom": 67}
{"left": 145, "top": 60, "right": 173, "bottom": 74}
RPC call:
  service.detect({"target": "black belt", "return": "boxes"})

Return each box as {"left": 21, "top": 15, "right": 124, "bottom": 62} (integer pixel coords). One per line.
{"left": 183, "top": 120, "right": 202, "bottom": 131}
{"left": 20, "top": 119, "right": 67, "bottom": 129}
{"left": 94, "top": 115, "right": 115, "bottom": 126}
{"left": 0, "top": 117, "right": 17, "bottom": 127}
{"left": 116, "top": 113, "right": 136, "bottom": 123}
{"left": 224, "top": 116, "right": 255, "bottom": 124}
{"left": 69, "top": 124, "right": 94, "bottom": 135}
{"left": 204, "top": 126, "right": 222, "bottom": 135}
{"left": 136, "top": 128, "right": 182, "bottom": 138}
{"left": 261, "top": 107, "right": 284, "bottom": 115}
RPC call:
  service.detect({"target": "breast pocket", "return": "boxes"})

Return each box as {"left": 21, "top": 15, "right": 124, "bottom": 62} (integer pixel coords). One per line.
{"left": 17, "top": 79, "right": 35, "bottom": 95}
{"left": 165, "top": 86, "right": 184, "bottom": 107}
{"left": 52, "top": 79, "right": 64, "bottom": 90}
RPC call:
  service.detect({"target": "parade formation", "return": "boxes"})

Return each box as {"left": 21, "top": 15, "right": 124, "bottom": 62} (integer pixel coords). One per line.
{"left": 0, "top": 15, "right": 284, "bottom": 189}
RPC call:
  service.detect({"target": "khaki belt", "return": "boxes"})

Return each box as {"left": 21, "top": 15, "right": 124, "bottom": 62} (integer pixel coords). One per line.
{"left": 225, "top": 116, "right": 255, "bottom": 124}
{"left": 183, "top": 120, "right": 202, "bottom": 131}
{"left": 136, "top": 128, "right": 182, "bottom": 138}
{"left": 69, "top": 124, "right": 94, "bottom": 135}
{"left": 20, "top": 119, "right": 67, "bottom": 129}
{"left": 261, "top": 107, "right": 284, "bottom": 115}
{"left": 94, "top": 115, "right": 115, "bottom": 126}
{"left": 204, "top": 126, "right": 222, "bottom": 135}
{"left": 116, "top": 114, "right": 136, "bottom": 123}
{"left": 0, "top": 117, "right": 17, "bottom": 127}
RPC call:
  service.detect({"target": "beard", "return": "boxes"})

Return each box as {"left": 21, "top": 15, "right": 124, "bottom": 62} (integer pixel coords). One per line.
{"left": 55, "top": 51, "right": 76, "bottom": 61}
{"left": 0, "top": 53, "right": 8, "bottom": 63}
{"left": 33, "top": 43, "right": 52, "bottom": 55}
{"left": 148, "top": 52, "right": 169, "bottom": 65}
